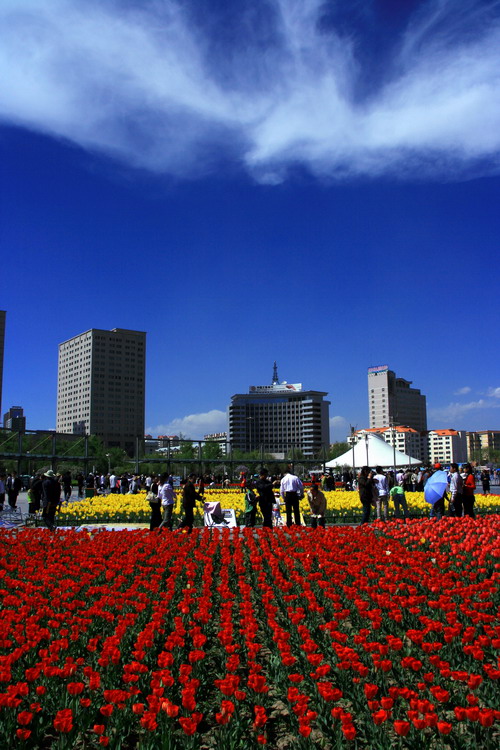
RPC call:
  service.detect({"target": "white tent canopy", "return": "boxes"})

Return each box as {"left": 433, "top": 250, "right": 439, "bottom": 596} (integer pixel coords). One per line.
{"left": 325, "top": 432, "right": 422, "bottom": 469}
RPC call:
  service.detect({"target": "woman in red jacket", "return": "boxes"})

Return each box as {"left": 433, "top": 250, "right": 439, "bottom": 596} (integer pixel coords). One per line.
{"left": 462, "top": 464, "right": 476, "bottom": 518}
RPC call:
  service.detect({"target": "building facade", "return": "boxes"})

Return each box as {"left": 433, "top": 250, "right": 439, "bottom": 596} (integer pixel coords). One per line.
{"left": 426, "top": 429, "right": 467, "bottom": 466}
{"left": 368, "top": 365, "right": 427, "bottom": 432}
{"left": 229, "top": 366, "right": 330, "bottom": 458}
{"left": 3, "top": 406, "right": 26, "bottom": 432}
{"left": 466, "top": 431, "right": 500, "bottom": 463}
{"left": 353, "top": 426, "right": 424, "bottom": 462}
{"left": 56, "top": 328, "right": 146, "bottom": 453}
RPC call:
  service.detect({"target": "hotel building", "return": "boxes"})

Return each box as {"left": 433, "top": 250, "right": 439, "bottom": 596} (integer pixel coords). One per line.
{"left": 229, "top": 364, "right": 330, "bottom": 458}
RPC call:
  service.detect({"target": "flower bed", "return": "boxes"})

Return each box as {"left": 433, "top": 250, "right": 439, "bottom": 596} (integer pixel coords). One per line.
{"left": 56, "top": 489, "right": 500, "bottom": 526}
{"left": 0, "top": 518, "right": 499, "bottom": 748}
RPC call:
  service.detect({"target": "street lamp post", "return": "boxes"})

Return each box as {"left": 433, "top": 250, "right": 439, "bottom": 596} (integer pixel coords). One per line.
{"left": 350, "top": 425, "right": 356, "bottom": 485}
{"left": 247, "top": 417, "right": 254, "bottom": 453}
{"left": 389, "top": 423, "right": 397, "bottom": 477}
{"left": 105, "top": 453, "right": 111, "bottom": 474}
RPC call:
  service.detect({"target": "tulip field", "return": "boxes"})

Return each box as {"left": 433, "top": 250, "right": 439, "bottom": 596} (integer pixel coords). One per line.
{"left": 0, "top": 517, "right": 499, "bottom": 748}
{"left": 56, "top": 489, "right": 500, "bottom": 526}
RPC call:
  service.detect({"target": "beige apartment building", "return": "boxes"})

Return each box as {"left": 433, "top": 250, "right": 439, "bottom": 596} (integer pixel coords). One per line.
{"left": 354, "top": 426, "right": 424, "bottom": 462}
{"left": 56, "top": 328, "right": 146, "bottom": 454}
{"left": 426, "top": 429, "right": 467, "bottom": 465}
{"left": 466, "top": 431, "right": 500, "bottom": 463}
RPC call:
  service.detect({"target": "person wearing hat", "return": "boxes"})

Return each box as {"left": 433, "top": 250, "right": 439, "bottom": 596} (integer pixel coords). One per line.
{"left": 41, "top": 469, "right": 62, "bottom": 531}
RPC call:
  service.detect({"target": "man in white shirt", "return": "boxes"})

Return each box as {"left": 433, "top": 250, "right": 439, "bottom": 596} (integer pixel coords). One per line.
{"left": 449, "top": 463, "right": 463, "bottom": 517}
{"left": 373, "top": 466, "right": 389, "bottom": 521}
{"left": 109, "top": 473, "right": 117, "bottom": 493}
{"left": 280, "top": 466, "right": 304, "bottom": 527}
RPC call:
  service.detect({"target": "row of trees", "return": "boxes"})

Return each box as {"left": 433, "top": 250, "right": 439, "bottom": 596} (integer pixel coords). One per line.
{"left": 0, "top": 429, "right": 349, "bottom": 479}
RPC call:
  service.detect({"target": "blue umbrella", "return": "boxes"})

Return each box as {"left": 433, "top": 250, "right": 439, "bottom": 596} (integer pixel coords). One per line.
{"left": 424, "top": 470, "right": 449, "bottom": 505}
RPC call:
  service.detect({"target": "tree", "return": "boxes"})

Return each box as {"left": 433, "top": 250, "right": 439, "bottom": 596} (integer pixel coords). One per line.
{"left": 201, "top": 442, "right": 222, "bottom": 460}
{"left": 176, "top": 440, "right": 196, "bottom": 460}
{"left": 329, "top": 442, "right": 349, "bottom": 460}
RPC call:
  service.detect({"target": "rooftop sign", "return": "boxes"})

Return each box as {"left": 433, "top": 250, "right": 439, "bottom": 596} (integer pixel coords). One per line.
{"left": 249, "top": 383, "right": 303, "bottom": 393}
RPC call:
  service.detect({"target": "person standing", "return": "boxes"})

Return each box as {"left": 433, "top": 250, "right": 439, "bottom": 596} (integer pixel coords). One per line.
{"left": 62, "top": 471, "right": 72, "bottom": 503}
{"left": 6, "top": 471, "right": 22, "bottom": 510}
{"left": 109, "top": 472, "right": 117, "bottom": 493}
{"left": 76, "top": 473, "right": 85, "bottom": 499}
{"left": 373, "top": 466, "right": 389, "bottom": 521}
{"left": 28, "top": 473, "right": 44, "bottom": 516}
{"left": 255, "top": 468, "right": 274, "bottom": 529}
{"left": 179, "top": 474, "right": 203, "bottom": 532}
{"left": 481, "top": 468, "right": 490, "bottom": 495}
{"left": 462, "top": 463, "right": 476, "bottom": 518}
{"left": 0, "top": 472, "right": 6, "bottom": 511}
{"left": 357, "top": 467, "right": 374, "bottom": 525}
{"left": 449, "top": 463, "right": 464, "bottom": 516}
{"left": 158, "top": 474, "right": 176, "bottom": 531}
{"left": 148, "top": 475, "right": 161, "bottom": 530}
{"left": 41, "top": 469, "right": 61, "bottom": 531}
{"left": 307, "top": 484, "right": 327, "bottom": 528}
{"left": 244, "top": 481, "right": 258, "bottom": 527}
{"left": 428, "top": 464, "right": 447, "bottom": 520}
{"left": 240, "top": 472, "right": 247, "bottom": 493}
{"left": 280, "top": 466, "right": 304, "bottom": 527}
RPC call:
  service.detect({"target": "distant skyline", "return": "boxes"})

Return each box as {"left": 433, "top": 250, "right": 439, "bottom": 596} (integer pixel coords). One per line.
{"left": 1, "top": 1, "right": 499, "bottom": 441}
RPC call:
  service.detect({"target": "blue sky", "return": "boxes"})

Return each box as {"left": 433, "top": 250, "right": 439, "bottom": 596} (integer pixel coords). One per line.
{"left": 1, "top": 0, "right": 499, "bottom": 441}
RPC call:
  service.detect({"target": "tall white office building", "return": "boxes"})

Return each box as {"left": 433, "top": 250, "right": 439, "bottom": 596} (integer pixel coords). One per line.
{"left": 56, "top": 328, "right": 146, "bottom": 453}
{"left": 368, "top": 365, "right": 427, "bottom": 432}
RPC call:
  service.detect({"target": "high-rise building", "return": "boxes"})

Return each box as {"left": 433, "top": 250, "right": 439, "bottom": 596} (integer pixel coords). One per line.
{"left": 3, "top": 406, "right": 26, "bottom": 432}
{"left": 0, "top": 310, "right": 5, "bottom": 416}
{"left": 228, "top": 363, "right": 330, "bottom": 458}
{"left": 56, "top": 328, "right": 146, "bottom": 453}
{"left": 368, "top": 365, "right": 427, "bottom": 432}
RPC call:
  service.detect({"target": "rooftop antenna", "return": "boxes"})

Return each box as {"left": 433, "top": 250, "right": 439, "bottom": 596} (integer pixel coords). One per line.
{"left": 272, "top": 361, "right": 279, "bottom": 385}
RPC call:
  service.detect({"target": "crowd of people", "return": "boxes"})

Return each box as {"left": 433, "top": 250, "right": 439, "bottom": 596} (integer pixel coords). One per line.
{"left": 0, "top": 461, "right": 495, "bottom": 532}
{"left": 358, "top": 462, "right": 483, "bottom": 523}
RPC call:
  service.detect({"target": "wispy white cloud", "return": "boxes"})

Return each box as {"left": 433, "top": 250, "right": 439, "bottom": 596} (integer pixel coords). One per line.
{"left": 454, "top": 386, "right": 471, "bottom": 395}
{"left": 1, "top": 0, "right": 499, "bottom": 180}
{"left": 147, "top": 409, "right": 227, "bottom": 440}
{"left": 487, "top": 387, "right": 500, "bottom": 398}
{"left": 429, "top": 398, "right": 500, "bottom": 423}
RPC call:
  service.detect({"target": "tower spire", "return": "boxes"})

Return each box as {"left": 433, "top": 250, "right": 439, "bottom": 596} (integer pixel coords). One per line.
{"left": 272, "top": 361, "right": 279, "bottom": 385}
